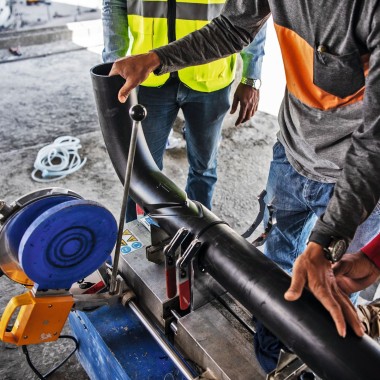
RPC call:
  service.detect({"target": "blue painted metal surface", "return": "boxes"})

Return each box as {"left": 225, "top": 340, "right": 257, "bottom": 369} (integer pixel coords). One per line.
{"left": 69, "top": 304, "right": 187, "bottom": 380}
{"left": 17, "top": 199, "right": 117, "bottom": 289}
{"left": 4, "top": 195, "right": 77, "bottom": 265}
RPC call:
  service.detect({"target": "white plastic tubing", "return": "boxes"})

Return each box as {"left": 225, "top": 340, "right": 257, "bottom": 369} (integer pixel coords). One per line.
{"left": 31, "top": 136, "right": 87, "bottom": 183}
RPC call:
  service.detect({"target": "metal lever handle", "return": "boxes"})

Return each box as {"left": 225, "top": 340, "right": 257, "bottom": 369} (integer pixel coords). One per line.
{"left": 110, "top": 104, "right": 147, "bottom": 295}
{"left": 163, "top": 227, "right": 189, "bottom": 258}
{"left": 164, "top": 228, "right": 189, "bottom": 299}
{"left": 175, "top": 239, "right": 202, "bottom": 310}
{"left": 177, "top": 239, "right": 202, "bottom": 269}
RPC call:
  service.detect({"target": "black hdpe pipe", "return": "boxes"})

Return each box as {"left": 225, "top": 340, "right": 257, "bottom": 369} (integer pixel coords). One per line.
{"left": 91, "top": 62, "right": 380, "bottom": 380}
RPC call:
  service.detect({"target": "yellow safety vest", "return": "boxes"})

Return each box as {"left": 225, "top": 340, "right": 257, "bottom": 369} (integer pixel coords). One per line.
{"left": 127, "top": 0, "right": 237, "bottom": 92}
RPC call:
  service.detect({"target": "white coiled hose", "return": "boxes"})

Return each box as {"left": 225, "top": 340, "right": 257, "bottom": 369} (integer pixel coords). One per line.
{"left": 31, "top": 136, "right": 87, "bottom": 183}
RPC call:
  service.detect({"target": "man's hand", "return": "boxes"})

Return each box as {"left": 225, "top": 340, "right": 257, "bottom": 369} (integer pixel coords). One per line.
{"left": 284, "top": 242, "right": 364, "bottom": 338}
{"left": 109, "top": 52, "right": 161, "bottom": 103}
{"left": 334, "top": 251, "right": 380, "bottom": 295}
{"left": 230, "top": 83, "right": 259, "bottom": 126}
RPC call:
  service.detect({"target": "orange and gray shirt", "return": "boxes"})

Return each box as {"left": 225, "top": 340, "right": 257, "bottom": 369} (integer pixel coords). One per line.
{"left": 154, "top": 0, "right": 380, "bottom": 241}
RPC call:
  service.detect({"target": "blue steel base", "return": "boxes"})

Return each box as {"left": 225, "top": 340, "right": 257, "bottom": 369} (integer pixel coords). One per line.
{"left": 69, "top": 304, "right": 186, "bottom": 380}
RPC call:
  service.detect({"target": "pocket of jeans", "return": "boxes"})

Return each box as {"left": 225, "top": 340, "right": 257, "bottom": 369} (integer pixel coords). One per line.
{"left": 313, "top": 48, "right": 364, "bottom": 98}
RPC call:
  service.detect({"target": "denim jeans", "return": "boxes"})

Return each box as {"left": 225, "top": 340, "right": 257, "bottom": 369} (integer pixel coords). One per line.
{"left": 264, "top": 141, "right": 380, "bottom": 274}
{"left": 254, "top": 141, "right": 380, "bottom": 374}
{"left": 126, "top": 77, "right": 231, "bottom": 221}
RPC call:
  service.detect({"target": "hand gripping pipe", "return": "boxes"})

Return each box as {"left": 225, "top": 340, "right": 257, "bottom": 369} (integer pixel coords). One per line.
{"left": 91, "top": 63, "right": 380, "bottom": 380}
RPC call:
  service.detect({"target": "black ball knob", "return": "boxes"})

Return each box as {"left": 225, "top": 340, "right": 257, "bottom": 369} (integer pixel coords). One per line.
{"left": 129, "top": 104, "right": 147, "bottom": 122}
{"left": 298, "top": 371, "right": 316, "bottom": 380}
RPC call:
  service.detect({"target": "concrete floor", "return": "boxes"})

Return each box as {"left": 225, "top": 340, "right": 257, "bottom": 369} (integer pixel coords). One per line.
{"left": 1, "top": 3, "right": 120, "bottom": 379}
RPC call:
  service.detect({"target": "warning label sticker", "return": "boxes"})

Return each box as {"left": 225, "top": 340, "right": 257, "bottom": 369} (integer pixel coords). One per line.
{"left": 120, "top": 228, "right": 143, "bottom": 255}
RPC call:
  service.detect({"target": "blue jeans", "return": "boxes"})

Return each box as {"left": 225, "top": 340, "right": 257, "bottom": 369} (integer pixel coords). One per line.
{"left": 254, "top": 141, "right": 380, "bottom": 374}
{"left": 126, "top": 77, "right": 231, "bottom": 221}
{"left": 264, "top": 141, "right": 380, "bottom": 273}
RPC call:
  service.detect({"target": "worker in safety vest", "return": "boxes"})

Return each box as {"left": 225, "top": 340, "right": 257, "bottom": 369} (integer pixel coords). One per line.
{"left": 101, "top": 0, "right": 267, "bottom": 220}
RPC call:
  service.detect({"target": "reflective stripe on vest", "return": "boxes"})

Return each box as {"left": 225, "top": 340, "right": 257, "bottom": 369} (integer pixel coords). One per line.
{"left": 127, "top": 0, "right": 236, "bottom": 92}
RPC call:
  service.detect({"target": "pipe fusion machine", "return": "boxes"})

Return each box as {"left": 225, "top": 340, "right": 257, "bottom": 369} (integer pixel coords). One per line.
{"left": 1, "top": 62, "right": 380, "bottom": 380}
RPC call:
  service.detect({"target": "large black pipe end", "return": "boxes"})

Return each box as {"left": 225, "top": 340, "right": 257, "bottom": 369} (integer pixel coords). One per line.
{"left": 91, "top": 62, "right": 113, "bottom": 76}
{"left": 90, "top": 62, "right": 136, "bottom": 185}
{"left": 90, "top": 62, "right": 189, "bottom": 214}
{"left": 90, "top": 63, "right": 138, "bottom": 105}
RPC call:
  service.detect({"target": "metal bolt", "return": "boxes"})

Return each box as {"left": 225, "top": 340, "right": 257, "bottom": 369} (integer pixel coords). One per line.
{"left": 23, "top": 335, "right": 28, "bottom": 339}
{"left": 48, "top": 304, "right": 52, "bottom": 308}
{"left": 0, "top": 201, "right": 13, "bottom": 219}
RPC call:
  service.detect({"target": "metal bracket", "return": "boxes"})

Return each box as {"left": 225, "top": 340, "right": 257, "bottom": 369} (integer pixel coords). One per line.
{"left": 145, "top": 223, "right": 171, "bottom": 264}
{"left": 73, "top": 273, "right": 133, "bottom": 311}
{"left": 0, "top": 201, "right": 14, "bottom": 222}
{"left": 266, "top": 349, "right": 318, "bottom": 380}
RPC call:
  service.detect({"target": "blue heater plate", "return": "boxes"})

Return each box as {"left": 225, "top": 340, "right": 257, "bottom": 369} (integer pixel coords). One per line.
{"left": 19, "top": 199, "right": 117, "bottom": 289}
{"left": 69, "top": 304, "right": 189, "bottom": 380}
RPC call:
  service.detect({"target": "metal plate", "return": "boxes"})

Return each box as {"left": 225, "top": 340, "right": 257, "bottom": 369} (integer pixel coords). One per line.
{"left": 118, "top": 219, "right": 179, "bottom": 331}
{"left": 175, "top": 300, "right": 265, "bottom": 380}
{"left": 69, "top": 305, "right": 182, "bottom": 380}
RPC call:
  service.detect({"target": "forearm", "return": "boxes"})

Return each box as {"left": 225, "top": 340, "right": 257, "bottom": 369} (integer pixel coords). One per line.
{"left": 102, "top": 0, "right": 129, "bottom": 63}
{"left": 154, "top": 0, "right": 270, "bottom": 74}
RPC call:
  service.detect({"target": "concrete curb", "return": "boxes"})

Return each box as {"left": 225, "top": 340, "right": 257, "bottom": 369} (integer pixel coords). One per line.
{"left": 0, "top": 19, "right": 103, "bottom": 51}
{"left": 0, "top": 25, "right": 73, "bottom": 48}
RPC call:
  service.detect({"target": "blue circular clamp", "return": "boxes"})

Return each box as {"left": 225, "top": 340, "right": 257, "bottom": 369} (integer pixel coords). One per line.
{"left": 0, "top": 194, "right": 80, "bottom": 286}
{"left": 19, "top": 199, "right": 117, "bottom": 289}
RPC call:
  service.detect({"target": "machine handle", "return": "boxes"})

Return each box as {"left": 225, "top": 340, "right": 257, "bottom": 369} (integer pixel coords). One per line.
{"left": 163, "top": 227, "right": 189, "bottom": 258}
{"left": 178, "top": 276, "right": 191, "bottom": 311}
{"left": 166, "top": 265, "right": 177, "bottom": 299}
{"left": 110, "top": 104, "right": 147, "bottom": 295}
{"left": 164, "top": 228, "right": 189, "bottom": 299}
{"left": 0, "top": 292, "right": 33, "bottom": 344}
{"left": 178, "top": 239, "right": 202, "bottom": 269}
